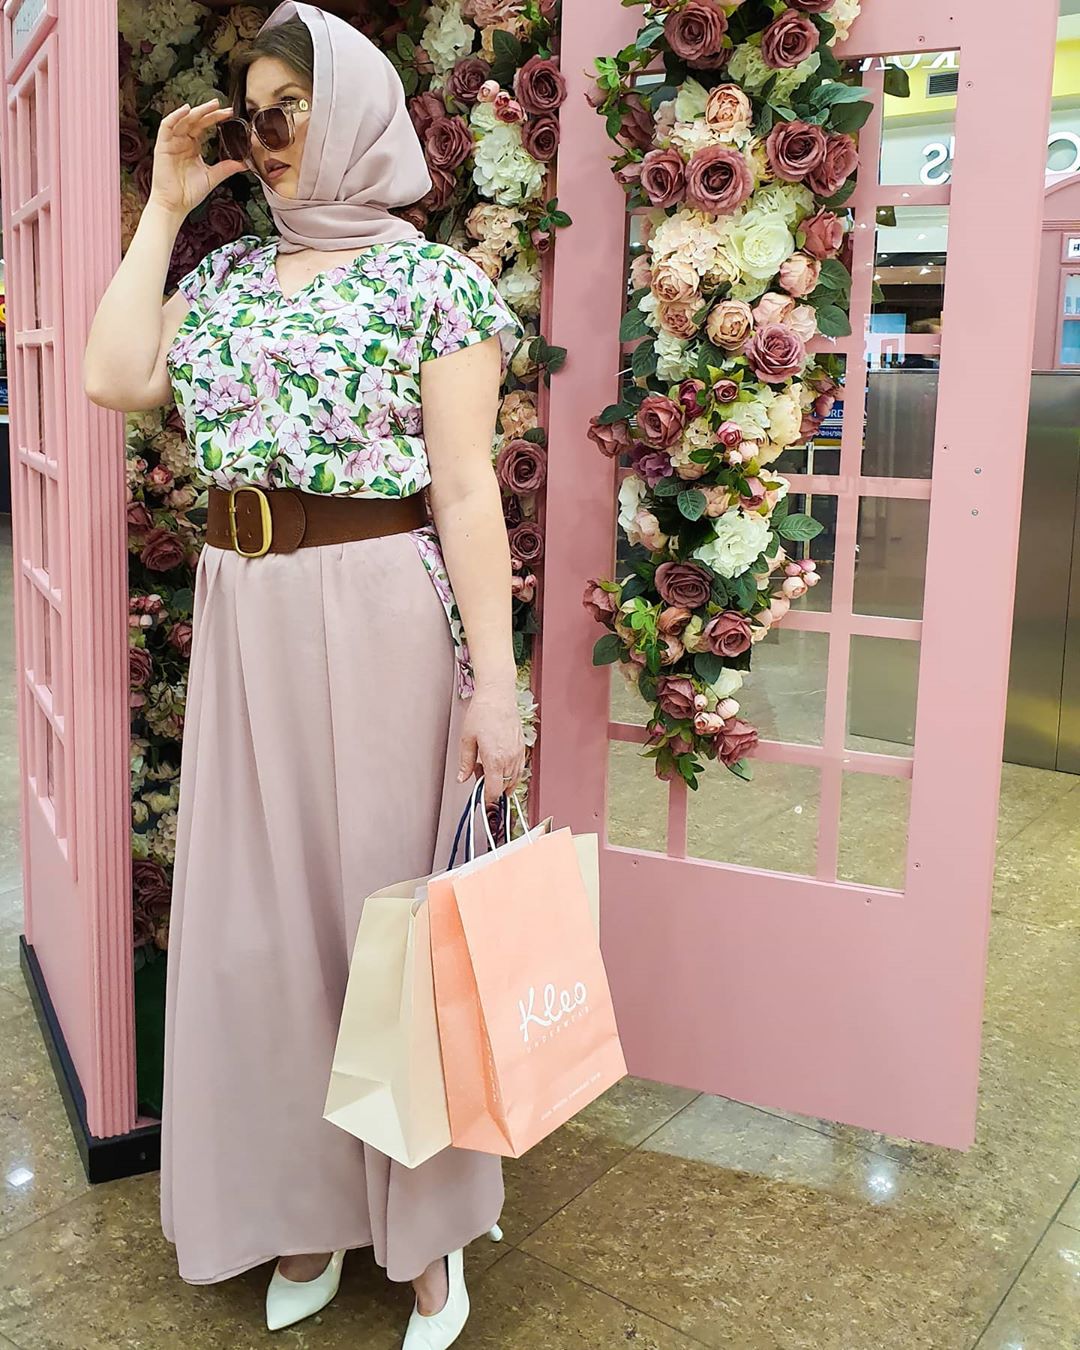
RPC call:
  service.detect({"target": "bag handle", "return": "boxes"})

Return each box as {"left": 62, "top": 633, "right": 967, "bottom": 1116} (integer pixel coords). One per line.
{"left": 447, "top": 776, "right": 533, "bottom": 868}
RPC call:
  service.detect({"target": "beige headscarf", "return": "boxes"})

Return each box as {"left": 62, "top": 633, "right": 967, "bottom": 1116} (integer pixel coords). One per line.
{"left": 256, "top": 2, "right": 432, "bottom": 252}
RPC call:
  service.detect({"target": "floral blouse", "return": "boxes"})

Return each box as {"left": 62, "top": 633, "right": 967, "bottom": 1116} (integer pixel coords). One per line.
{"left": 166, "top": 234, "right": 524, "bottom": 698}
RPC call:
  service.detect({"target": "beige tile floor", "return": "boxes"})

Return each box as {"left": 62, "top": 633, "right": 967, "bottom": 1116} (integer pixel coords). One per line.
{"left": 1, "top": 517, "right": 1079, "bottom": 1349}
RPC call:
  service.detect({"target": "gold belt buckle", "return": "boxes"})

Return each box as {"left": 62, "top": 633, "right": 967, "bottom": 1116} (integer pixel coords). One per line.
{"left": 228, "top": 485, "right": 273, "bottom": 558}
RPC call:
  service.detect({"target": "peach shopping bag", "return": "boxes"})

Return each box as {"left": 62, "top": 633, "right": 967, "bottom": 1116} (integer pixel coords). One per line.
{"left": 428, "top": 800, "right": 626, "bottom": 1159}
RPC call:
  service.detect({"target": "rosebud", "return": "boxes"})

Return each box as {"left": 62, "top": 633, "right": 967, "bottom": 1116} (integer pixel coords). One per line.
{"left": 478, "top": 80, "right": 501, "bottom": 103}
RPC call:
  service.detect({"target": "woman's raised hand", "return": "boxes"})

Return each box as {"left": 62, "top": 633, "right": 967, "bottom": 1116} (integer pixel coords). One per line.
{"left": 148, "top": 99, "right": 246, "bottom": 219}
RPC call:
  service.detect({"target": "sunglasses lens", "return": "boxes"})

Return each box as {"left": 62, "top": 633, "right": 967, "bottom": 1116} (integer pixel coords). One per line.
{"left": 255, "top": 106, "right": 291, "bottom": 152}
{"left": 218, "top": 119, "right": 249, "bottom": 162}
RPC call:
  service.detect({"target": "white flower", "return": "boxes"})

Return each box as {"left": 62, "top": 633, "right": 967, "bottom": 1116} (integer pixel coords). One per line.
{"left": 618, "top": 475, "right": 648, "bottom": 535}
{"left": 119, "top": 0, "right": 202, "bottom": 83}
{"left": 674, "top": 77, "right": 710, "bottom": 122}
{"left": 655, "top": 331, "right": 696, "bottom": 382}
{"left": 727, "top": 42, "right": 774, "bottom": 92}
{"left": 151, "top": 51, "right": 225, "bottom": 116}
{"left": 470, "top": 106, "right": 546, "bottom": 205}
{"left": 670, "top": 119, "right": 727, "bottom": 158}
{"left": 727, "top": 209, "right": 796, "bottom": 281}
{"left": 773, "top": 53, "right": 822, "bottom": 101}
{"left": 827, "top": 0, "right": 862, "bottom": 42}
{"left": 421, "top": 0, "right": 475, "bottom": 76}
{"left": 768, "top": 392, "right": 804, "bottom": 448}
{"left": 710, "top": 668, "right": 744, "bottom": 700}
{"left": 498, "top": 255, "right": 542, "bottom": 317}
{"left": 725, "top": 395, "right": 775, "bottom": 442}
{"left": 692, "top": 510, "right": 773, "bottom": 578}
{"left": 752, "top": 182, "right": 817, "bottom": 228}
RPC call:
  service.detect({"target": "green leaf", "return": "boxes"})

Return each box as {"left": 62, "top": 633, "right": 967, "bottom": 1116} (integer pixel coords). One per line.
{"left": 823, "top": 178, "right": 857, "bottom": 210}
{"left": 606, "top": 108, "right": 623, "bottom": 140}
{"left": 492, "top": 27, "right": 524, "bottom": 64}
{"left": 598, "top": 402, "right": 632, "bottom": 426}
{"left": 818, "top": 258, "right": 853, "bottom": 295}
{"left": 631, "top": 339, "right": 659, "bottom": 379}
{"left": 592, "top": 633, "right": 624, "bottom": 666}
{"left": 401, "top": 67, "right": 419, "bottom": 97}
{"left": 727, "top": 757, "right": 754, "bottom": 783}
{"left": 809, "top": 12, "right": 836, "bottom": 42}
{"left": 778, "top": 512, "right": 825, "bottom": 542}
{"left": 694, "top": 652, "right": 724, "bottom": 685}
{"left": 815, "top": 303, "right": 852, "bottom": 338}
{"left": 729, "top": 571, "right": 758, "bottom": 611}
{"left": 755, "top": 103, "right": 775, "bottom": 137}
{"left": 620, "top": 573, "right": 651, "bottom": 601}
{"left": 654, "top": 476, "right": 684, "bottom": 498}
{"left": 817, "top": 46, "right": 841, "bottom": 80}
{"left": 829, "top": 100, "right": 873, "bottom": 135}
{"left": 636, "top": 21, "right": 664, "bottom": 47}
{"left": 395, "top": 32, "right": 416, "bottom": 61}
{"left": 523, "top": 427, "right": 548, "bottom": 445}
{"left": 810, "top": 82, "right": 870, "bottom": 110}
{"left": 883, "top": 65, "right": 911, "bottom": 99}
{"left": 203, "top": 445, "right": 222, "bottom": 471}
{"left": 365, "top": 341, "right": 389, "bottom": 366}
{"left": 619, "top": 306, "right": 652, "bottom": 342}
{"left": 677, "top": 489, "right": 707, "bottom": 521}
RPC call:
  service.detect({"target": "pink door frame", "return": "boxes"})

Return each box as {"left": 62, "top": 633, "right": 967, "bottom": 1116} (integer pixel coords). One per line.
{"left": 537, "top": 0, "right": 1058, "bottom": 1148}
{"left": 1, "top": 0, "right": 134, "bottom": 1142}
{"left": 1033, "top": 174, "right": 1080, "bottom": 371}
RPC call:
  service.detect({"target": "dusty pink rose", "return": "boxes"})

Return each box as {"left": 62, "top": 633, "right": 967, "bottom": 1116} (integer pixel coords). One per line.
{"left": 703, "top": 610, "right": 753, "bottom": 657}
{"left": 638, "top": 394, "right": 686, "bottom": 448}
{"left": 678, "top": 378, "right": 707, "bottom": 416}
{"left": 140, "top": 528, "right": 186, "bottom": 572}
{"left": 515, "top": 55, "right": 567, "bottom": 115}
{"left": 657, "top": 300, "right": 701, "bottom": 340}
{"left": 685, "top": 145, "right": 753, "bottom": 214}
{"left": 447, "top": 57, "right": 492, "bottom": 106}
{"left": 787, "top": 305, "right": 818, "bottom": 343}
{"left": 694, "top": 711, "right": 726, "bottom": 736}
{"left": 617, "top": 93, "right": 656, "bottom": 152}
{"left": 806, "top": 133, "right": 859, "bottom": 198}
{"left": 133, "top": 858, "right": 170, "bottom": 912}
{"left": 703, "top": 486, "right": 732, "bottom": 517}
{"left": 408, "top": 90, "right": 446, "bottom": 140}
{"left": 205, "top": 194, "right": 249, "bottom": 246}
{"left": 630, "top": 254, "right": 653, "bottom": 291}
{"left": 753, "top": 291, "right": 796, "bottom": 327}
{"left": 715, "top": 378, "right": 739, "bottom": 403}
{"left": 657, "top": 605, "right": 693, "bottom": 635}
{"left": 717, "top": 421, "right": 743, "bottom": 449}
{"left": 477, "top": 80, "right": 501, "bottom": 104}
{"left": 509, "top": 521, "right": 545, "bottom": 565}
{"left": 657, "top": 675, "right": 698, "bottom": 720}
{"left": 745, "top": 324, "right": 807, "bottom": 382}
{"left": 766, "top": 120, "right": 827, "bottom": 183}
{"left": 631, "top": 445, "right": 677, "bottom": 488}
{"left": 129, "top": 646, "right": 153, "bottom": 687}
{"left": 146, "top": 464, "right": 174, "bottom": 492}
{"left": 740, "top": 476, "right": 767, "bottom": 508}
{"left": 665, "top": 0, "right": 729, "bottom": 68}
{"left": 494, "top": 92, "right": 527, "bottom": 124}
{"left": 398, "top": 204, "right": 430, "bottom": 232}
{"left": 463, "top": 0, "right": 524, "bottom": 20}
{"left": 652, "top": 258, "right": 700, "bottom": 305}
{"left": 496, "top": 438, "right": 548, "bottom": 494}
{"left": 659, "top": 634, "right": 686, "bottom": 666}
{"left": 583, "top": 580, "right": 618, "bottom": 626}
{"left": 127, "top": 502, "right": 153, "bottom": 531}
{"left": 788, "top": 0, "right": 833, "bottom": 10}
{"left": 522, "top": 113, "right": 560, "bottom": 161}
{"left": 761, "top": 10, "right": 819, "bottom": 68}
{"left": 674, "top": 459, "right": 710, "bottom": 482}
{"left": 640, "top": 148, "right": 686, "bottom": 207}
{"left": 655, "top": 561, "right": 711, "bottom": 608}
{"left": 767, "top": 594, "right": 792, "bottom": 625}
{"left": 512, "top": 573, "right": 538, "bottom": 603}
{"left": 615, "top": 161, "right": 642, "bottom": 190}
{"left": 782, "top": 574, "right": 809, "bottom": 599}
{"left": 779, "top": 251, "right": 821, "bottom": 298}
{"left": 705, "top": 84, "right": 752, "bottom": 139}
{"left": 119, "top": 115, "right": 149, "bottom": 167}
{"left": 718, "top": 717, "right": 760, "bottom": 766}
{"left": 634, "top": 509, "right": 668, "bottom": 551}
{"left": 706, "top": 299, "right": 754, "bottom": 351}
{"left": 168, "top": 620, "right": 193, "bottom": 657}
{"left": 801, "top": 209, "right": 845, "bottom": 259}
{"left": 588, "top": 417, "right": 633, "bottom": 458}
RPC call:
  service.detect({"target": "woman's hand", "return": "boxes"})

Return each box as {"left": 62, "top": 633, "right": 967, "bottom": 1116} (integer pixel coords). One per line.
{"left": 149, "top": 99, "right": 246, "bottom": 220}
{"left": 457, "top": 684, "right": 527, "bottom": 807}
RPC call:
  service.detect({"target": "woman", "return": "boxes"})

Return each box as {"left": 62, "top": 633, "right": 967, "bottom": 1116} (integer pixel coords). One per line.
{"left": 84, "top": 4, "right": 527, "bottom": 1345}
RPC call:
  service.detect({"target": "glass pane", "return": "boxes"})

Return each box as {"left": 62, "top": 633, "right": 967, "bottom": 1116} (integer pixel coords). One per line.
{"left": 877, "top": 53, "right": 959, "bottom": 187}
{"left": 772, "top": 357, "right": 846, "bottom": 477}
{"left": 736, "top": 629, "right": 828, "bottom": 747}
{"left": 863, "top": 367, "right": 938, "bottom": 478}
{"left": 42, "top": 594, "right": 51, "bottom": 687}
{"left": 786, "top": 492, "right": 836, "bottom": 614}
{"left": 839, "top": 773, "right": 911, "bottom": 891}
{"left": 686, "top": 762, "right": 819, "bottom": 876}
{"left": 1063, "top": 276, "right": 1080, "bottom": 318}
{"left": 847, "top": 636, "right": 921, "bottom": 757}
{"left": 854, "top": 497, "right": 930, "bottom": 620}
{"left": 1060, "top": 320, "right": 1080, "bottom": 367}
{"left": 610, "top": 665, "right": 649, "bottom": 728}
{"left": 872, "top": 206, "right": 948, "bottom": 345}
{"left": 607, "top": 740, "right": 668, "bottom": 854}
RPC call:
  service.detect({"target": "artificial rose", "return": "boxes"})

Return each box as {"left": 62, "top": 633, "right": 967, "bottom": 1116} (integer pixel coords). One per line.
{"left": 678, "top": 378, "right": 707, "bottom": 416}
{"left": 753, "top": 291, "right": 795, "bottom": 327}
{"left": 463, "top": 0, "right": 525, "bottom": 22}
{"left": 477, "top": 79, "right": 500, "bottom": 104}
{"left": 674, "top": 458, "right": 710, "bottom": 482}
{"left": 496, "top": 438, "right": 548, "bottom": 494}
{"left": 119, "top": 115, "right": 149, "bottom": 167}
{"left": 706, "top": 299, "right": 754, "bottom": 351}
{"left": 632, "top": 445, "right": 677, "bottom": 487}
{"left": 640, "top": 148, "right": 686, "bottom": 208}
{"left": 717, "top": 421, "right": 743, "bottom": 449}
{"left": 703, "top": 610, "right": 754, "bottom": 658}
{"left": 657, "top": 300, "right": 701, "bottom": 340}
{"left": 588, "top": 416, "right": 634, "bottom": 458}
{"left": 509, "top": 521, "right": 545, "bottom": 565}
{"left": 426, "top": 115, "right": 474, "bottom": 171}
{"left": 515, "top": 55, "right": 567, "bottom": 115}
{"left": 205, "top": 194, "right": 249, "bottom": 247}
{"left": 522, "top": 113, "right": 560, "bottom": 162}
{"left": 787, "top": 0, "right": 833, "bottom": 10}
{"left": 805, "top": 133, "right": 859, "bottom": 198}
{"left": 657, "top": 675, "right": 698, "bottom": 720}
{"left": 630, "top": 254, "right": 653, "bottom": 291}
{"left": 420, "top": 164, "right": 456, "bottom": 212}
{"left": 765, "top": 120, "right": 827, "bottom": 183}
{"left": 745, "top": 324, "right": 807, "bottom": 383}
{"left": 779, "top": 251, "right": 821, "bottom": 298}
{"left": 684, "top": 145, "right": 754, "bottom": 214}
{"left": 703, "top": 486, "right": 732, "bottom": 517}
{"left": 583, "top": 580, "right": 618, "bottom": 626}
{"left": 704, "top": 84, "right": 752, "bottom": 140}
{"left": 638, "top": 394, "right": 686, "bottom": 449}
{"left": 466, "top": 246, "right": 502, "bottom": 281}
{"left": 130, "top": 646, "right": 153, "bottom": 687}
{"left": 693, "top": 711, "right": 726, "bottom": 737}
{"left": 447, "top": 56, "right": 492, "bottom": 106}
{"left": 127, "top": 502, "right": 153, "bottom": 531}
{"left": 140, "top": 528, "right": 186, "bottom": 572}
{"left": 408, "top": 90, "right": 446, "bottom": 141}
{"left": 133, "top": 858, "right": 171, "bottom": 912}
{"left": 727, "top": 209, "right": 796, "bottom": 281}
{"left": 230, "top": 5, "right": 265, "bottom": 39}
{"left": 740, "top": 476, "right": 767, "bottom": 508}
{"left": 801, "top": 209, "right": 845, "bottom": 259}
{"left": 657, "top": 605, "right": 693, "bottom": 635}
{"left": 655, "top": 560, "right": 711, "bottom": 608}
{"left": 633, "top": 508, "right": 668, "bottom": 552}
{"left": 652, "top": 258, "right": 700, "bottom": 306}
{"left": 665, "top": 0, "right": 729, "bottom": 68}
{"left": 169, "top": 620, "right": 194, "bottom": 657}
{"left": 494, "top": 92, "right": 527, "bottom": 125}
{"left": 715, "top": 378, "right": 740, "bottom": 403}
{"left": 782, "top": 574, "right": 809, "bottom": 600}
{"left": 718, "top": 717, "right": 760, "bottom": 766}
{"left": 399, "top": 204, "right": 430, "bottom": 233}
{"left": 465, "top": 202, "right": 522, "bottom": 254}
{"left": 617, "top": 93, "right": 656, "bottom": 152}
{"left": 761, "top": 10, "right": 819, "bottom": 69}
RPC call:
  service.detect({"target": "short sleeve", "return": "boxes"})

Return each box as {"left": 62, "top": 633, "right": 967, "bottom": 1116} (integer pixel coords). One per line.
{"left": 419, "top": 246, "right": 525, "bottom": 373}
{"left": 174, "top": 234, "right": 261, "bottom": 313}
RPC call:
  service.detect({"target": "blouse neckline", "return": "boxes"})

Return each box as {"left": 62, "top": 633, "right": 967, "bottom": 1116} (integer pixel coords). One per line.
{"left": 269, "top": 237, "right": 409, "bottom": 303}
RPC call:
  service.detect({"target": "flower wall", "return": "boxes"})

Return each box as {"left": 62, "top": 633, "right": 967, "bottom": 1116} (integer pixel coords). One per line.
{"left": 584, "top": 0, "right": 904, "bottom": 790}
{"left": 118, "top": 0, "right": 567, "bottom": 984}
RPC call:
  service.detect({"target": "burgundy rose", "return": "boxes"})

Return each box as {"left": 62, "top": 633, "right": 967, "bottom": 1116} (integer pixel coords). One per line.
{"left": 678, "top": 378, "right": 707, "bottom": 417}
{"left": 801, "top": 209, "right": 845, "bottom": 259}
{"left": 588, "top": 416, "right": 634, "bottom": 459}
{"left": 522, "top": 114, "right": 560, "bottom": 163}
{"left": 129, "top": 646, "right": 153, "bottom": 687}
{"left": 538, "top": 0, "right": 559, "bottom": 17}
{"left": 132, "top": 859, "right": 170, "bottom": 910}
{"left": 496, "top": 438, "right": 548, "bottom": 494}
{"left": 616, "top": 93, "right": 656, "bottom": 153}
{"left": 514, "top": 56, "right": 567, "bottom": 115}
{"left": 788, "top": 0, "right": 833, "bottom": 10}
{"left": 509, "top": 521, "right": 545, "bottom": 565}
{"left": 419, "top": 164, "right": 456, "bottom": 212}
{"left": 119, "top": 115, "right": 149, "bottom": 167}
{"left": 654, "top": 561, "right": 711, "bottom": 609}
{"left": 504, "top": 496, "right": 524, "bottom": 528}
{"left": 761, "top": 10, "right": 819, "bottom": 69}
{"left": 745, "top": 323, "right": 807, "bottom": 383}
{"left": 398, "top": 204, "right": 430, "bottom": 232}
{"left": 205, "top": 193, "right": 249, "bottom": 246}
{"left": 684, "top": 145, "right": 753, "bottom": 215}
{"left": 718, "top": 717, "right": 760, "bottom": 766}
{"left": 715, "top": 378, "right": 740, "bottom": 403}
{"left": 127, "top": 502, "right": 153, "bottom": 531}
{"left": 615, "top": 160, "right": 642, "bottom": 189}
{"left": 447, "top": 56, "right": 492, "bottom": 106}
{"left": 765, "top": 119, "right": 827, "bottom": 183}
{"left": 665, "top": 0, "right": 729, "bottom": 69}
{"left": 703, "top": 610, "right": 754, "bottom": 658}
{"left": 134, "top": 156, "right": 155, "bottom": 201}
{"left": 426, "top": 115, "right": 473, "bottom": 170}
{"left": 656, "top": 675, "right": 698, "bottom": 721}
{"left": 640, "top": 148, "right": 686, "bottom": 208}
{"left": 638, "top": 394, "right": 686, "bottom": 449}
{"left": 408, "top": 90, "right": 446, "bottom": 141}
{"left": 583, "top": 580, "right": 618, "bottom": 627}
{"left": 140, "top": 527, "right": 187, "bottom": 572}
{"left": 631, "top": 445, "right": 676, "bottom": 488}
{"left": 805, "top": 132, "right": 859, "bottom": 198}
{"left": 169, "top": 621, "right": 194, "bottom": 657}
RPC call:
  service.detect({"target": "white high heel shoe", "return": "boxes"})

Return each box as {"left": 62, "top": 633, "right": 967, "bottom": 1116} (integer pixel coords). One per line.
{"left": 402, "top": 1248, "right": 469, "bottom": 1349}
{"left": 265, "top": 1249, "right": 345, "bottom": 1332}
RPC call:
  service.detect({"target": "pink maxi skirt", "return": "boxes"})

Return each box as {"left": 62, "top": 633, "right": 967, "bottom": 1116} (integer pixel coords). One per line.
{"left": 160, "top": 530, "right": 503, "bottom": 1285}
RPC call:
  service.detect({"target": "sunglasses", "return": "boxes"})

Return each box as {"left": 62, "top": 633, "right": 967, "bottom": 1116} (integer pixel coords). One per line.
{"left": 218, "top": 97, "right": 311, "bottom": 164}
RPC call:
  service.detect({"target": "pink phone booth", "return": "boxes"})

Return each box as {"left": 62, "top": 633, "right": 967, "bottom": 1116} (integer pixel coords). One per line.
{"left": 1033, "top": 174, "right": 1080, "bottom": 371}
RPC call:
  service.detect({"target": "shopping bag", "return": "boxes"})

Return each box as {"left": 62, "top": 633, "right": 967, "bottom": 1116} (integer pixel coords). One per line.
{"left": 429, "top": 792, "right": 625, "bottom": 1159}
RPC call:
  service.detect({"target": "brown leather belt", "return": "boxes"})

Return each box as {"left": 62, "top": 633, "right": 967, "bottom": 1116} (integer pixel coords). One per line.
{"left": 205, "top": 485, "right": 428, "bottom": 557}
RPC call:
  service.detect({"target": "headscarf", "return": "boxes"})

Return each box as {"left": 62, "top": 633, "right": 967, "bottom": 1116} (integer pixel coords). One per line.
{"left": 254, "top": 2, "right": 432, "bottom": 252}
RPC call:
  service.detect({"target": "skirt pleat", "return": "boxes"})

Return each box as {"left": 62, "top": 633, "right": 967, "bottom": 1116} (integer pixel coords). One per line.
{"left": 160, "top": 533, "right": 502, "bottom": 1285}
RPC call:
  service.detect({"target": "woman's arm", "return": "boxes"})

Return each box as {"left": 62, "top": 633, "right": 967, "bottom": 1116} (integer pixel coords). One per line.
{"left": 422, "top": 336, "right": 526, "bottom": 803}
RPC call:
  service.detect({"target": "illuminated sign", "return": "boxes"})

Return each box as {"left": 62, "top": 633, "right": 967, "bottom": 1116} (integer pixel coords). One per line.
{"left": 920, "top": 132, "right": 1080, "bottom": 185}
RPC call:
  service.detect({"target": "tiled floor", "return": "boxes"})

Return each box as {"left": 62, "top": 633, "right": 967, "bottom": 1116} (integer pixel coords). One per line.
{"left": 1, "top": 513, "right": 1079, "bottom": 1348}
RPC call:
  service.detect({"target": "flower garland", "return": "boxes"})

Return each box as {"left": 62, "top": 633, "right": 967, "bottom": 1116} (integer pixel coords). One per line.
{"left": 584, "top": 0, "right": 896, "bottom": 790}
{"left": 120, "top": 0, "right": 567, "bottom": 969}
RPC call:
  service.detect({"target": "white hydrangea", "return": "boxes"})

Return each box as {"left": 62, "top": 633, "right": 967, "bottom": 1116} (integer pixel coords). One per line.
{"left": 827, "top": 0, "right": 862, "bottom": 42}
{"left": 421, "top": 0, "right": 475, "bottom": 76}
{"left": 617, "top": 474, "right": 648, "bottom": 535}
{"left": 119, "top": 0, "right": 202, "bottom": 84}
{"left": 497, "top": 255, "right": 542, "bottom": 318}
{"left": 728, "top": 275, "right": 770, "bottom": 303}
{"left": 674, "top": 77, "right": 709, "bottom": 123}
{"left": 639, "top": 290, "right": 662, "bottom": 334}
{"left": 471, "top": 103, "right": 546, "bottom": 205}
{"left": 655, "top": 331, "right": 696, "bottom": 382}
{"left": 774, "top": 52, "right": 822, "bottom": 101}
{"left": 151, "top": 50, "right": 226, "bottom": 116}
{"left": 651, "top": 208, "right": 734, "bottom": 277}
{"left": 670, "top": 119, "right": 727, "bottom": 158}
{"left": 723, "top": 395, "right": 774, "bottom": 441}
{"left": 727, "top": 41, "right": 773, "bottom": 93}
{"left": 692, "top": 509, "right": 773, "bottom": 578}
{"left": 752, "top": 182, "right": 817, "bottom": 228}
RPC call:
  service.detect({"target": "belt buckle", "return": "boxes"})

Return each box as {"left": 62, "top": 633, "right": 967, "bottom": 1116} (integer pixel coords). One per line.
{"left": 228, "top": 485, "right": 273, "bottom": 558}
